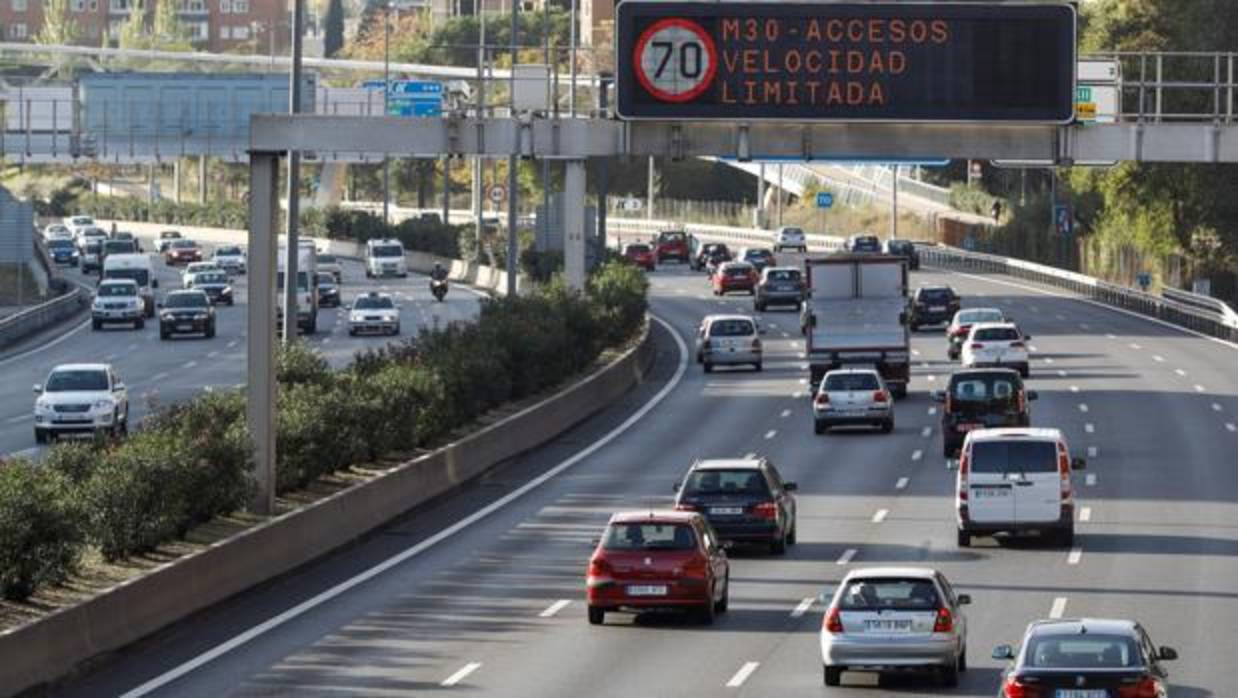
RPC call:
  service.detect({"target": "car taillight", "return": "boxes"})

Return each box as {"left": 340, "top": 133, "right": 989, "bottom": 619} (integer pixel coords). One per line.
{"left": 675, "top": 502, "right": 699, "bottom": 512}
{"left": 588, "top": 557, "right": 610, "bottom": 577}
{"left": 823, "top": 607, "right": 844, "bottom": 633}
{"left": 1010, "top": 341, "right": 1026, "bottom": 349}
{"left": 957, "top": 449, "right": 970, "bottom": 501}
{"left": 1058, "top": 444, "right": 1072, "bottom": 499}
{"left": 681, "top": 553, "right": 710, "bottom": 577}
{"left": 872, "top": 390, "right": 889, "bottom": 403}
{"left": 1116, "top": 677, "right": 1162, "bottom": 698}
{"left": 933, "top": 607, "right": 953, "bottom": 632}
{"left": 752, "top": 502, "right": 778, "bottom": 520}
{"left": 814, "top": 392, "right": 829, "bottom": 407}
{"left": 970, "top": 342, "right": 985, "bottom": 349}
{"left": 1002, "top": 676, "right": 1042, "bottom": 698}
{"left": 952, "top": 325, "right": 971, "bottom": 337}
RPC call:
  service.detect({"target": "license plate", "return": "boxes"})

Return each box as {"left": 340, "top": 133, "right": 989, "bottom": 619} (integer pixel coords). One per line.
{"left": 710, "top": 507, "right": 743, "bottom": 516}
{"left": 627, "top": 585, "right": 668, "bottom": 597}
{"left": 958, "top": 423, "right": 984, "bottom": 432}
{"left": 929, "top": 306, "right": 946, "bottom": 312}
{"left": 973, "top": 487, "right": 1011, "bottom": 498}
{"left": 1055, "top": 691, "right": 1108, "bottom": 698}
{"left": 864, "top": 619, "right": 913, "bottom": 632}
{"left": 56, "top": 416, "right": 89, "bottom": 423}
{"left": 177, "top": 323, "right": 193, "bottom": 331}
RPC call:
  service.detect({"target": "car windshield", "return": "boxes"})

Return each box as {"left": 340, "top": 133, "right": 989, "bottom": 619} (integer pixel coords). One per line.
{"left": 355, "top": 296, "right": 394, "bottom": 310}
{"left": 113, "top": 232, "right": 133, "bottom": 240}
{"left": 682, "top": 469, "right": 769, "bottom": 496}
{"left": 853, "top": 237, "right": 879, "bottom": 248}
{"left": 658, "top": 232, "right": 686, "bottom": 244}
{"left": 838, "top": 578, "right": 940, "bottom": 611}
{"left": 48, "top": 239, "right": 74, "bottom": 250}
{"left": 372, "top": 245, "right": 403, "bottom": 258}
{"left": 780, "top": 228, "right": 804, "bottom": 237}
{"left": 602, "top": 523, "right": 697, "bottom": 551}
{"left": 196, "top": 273, "right": 227, "bottom": 284}
{"left": 104, "top": 241, "right": 136, "bottom": 254}
{"left": 171, "top": 240, "right": 196, "bottom": 249}
{"left": 98, "top": 284, "right": 136, "bottom": 297}
{"left": 103, "top": 269, "right": 150, "bottom": 286}
{"left": 887, "top": 240, "right": 912, "bottom": 252}
{"left": 165, "top": 293, "right": 208, "bottom": 308}
{"left": 919, "top": 289, "right": 954, "bottom": 302}
{"left": 974, "top": 327, "right": 1021, "bottom": 341}
{"left": 969, "top": 441, "right": 1058, "bottom": 474}
{"left": 710, "top": 319, "right": 754, "bottom": 337}
{"left": 317, "top": 273, "right": 336, "bottom": 286}
{"left": 746, "top": 250, "right": 772, "bottom": 260}
{"left": 1025, "top": 635, "right": 1141, "bottom": 669}
{"left": 725, "top": 266, "right": 752, "bottom": 278}
{"left": 317, "top": 254, "right": 337, "bottom": 264}
{"left": 704, "top": 244, "right": 728, "bottom": 255}
{"left": 161, "top": 231, "right": 181, "bottom": 239}
{"left": 952, "top": 376, "right": 1020, "bottom": 404}
{"left": 959, "top": 309, "right": 1004, "bottom": 325}
{"left": 824, "top": 373, "right": 881, "bottom": 392}
{"left": 46, "top": 370, "right": 108, "bottom": 392}
{"left": 85, "top": 242, "right": 101, "bottom": 253}
{"left": 216, "top": 246, "right": 241, "bottom": 256}
{"left": 71, "top": 217, "right": 94, "bottom": 226}
{"left": 765, "top": 269, "right": 801, "bottom": 282}
{"left": 626, "top": 244, "right": 651, "bottom": 254}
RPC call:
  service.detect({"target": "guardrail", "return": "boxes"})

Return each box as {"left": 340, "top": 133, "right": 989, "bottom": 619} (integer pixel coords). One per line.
{"left": 0, "top": 284, "right": 86, "bottom": 350}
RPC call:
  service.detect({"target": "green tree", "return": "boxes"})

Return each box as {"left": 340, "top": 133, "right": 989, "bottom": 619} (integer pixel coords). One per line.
{"left": 36, "top": 0, "right": 78, "bottom": 46}
{"left": 323, "top": 0, "right": 345, "bottom": 57}
{"left": 118, "top": 1, "right": 148, "bottom": 49}
{"left": 153, "top": 0, "right": 189, "bottom": 43}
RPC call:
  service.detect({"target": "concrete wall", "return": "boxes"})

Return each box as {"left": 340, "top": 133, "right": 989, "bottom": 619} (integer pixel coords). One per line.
{"left": 0, "top": 320, "right": 656, "bottom": 697}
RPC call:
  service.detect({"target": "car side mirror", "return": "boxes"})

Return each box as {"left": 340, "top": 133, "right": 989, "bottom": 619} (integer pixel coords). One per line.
{"left": 32, "top": 384, "right": 42, "bottom": 394}
{"left": 156, "top": 302, "right": 163, "bottom": 309}
{"left": 783, "top": 481, "right": 798, "bottom": 492}
{"left": 1023, "top": 334, "right": 1033, "bottom": 341}
{"left": 932, "top": 390, "right": 946, "bottom": 403}
{"left": 1072, "top": 457, "right": 1087, "bottom": 471}
{"left": 1158, "top": 646, "right": 1178, "bottom": 661}
{"left": 671, "top": 482, "right": 680, "bottom": 492}
{"left": 992, "top": 645, "right": 1015, "bottom": 661}
{"left": 957, "top": 594, "right": 972, "bottom": 605}
{"left": 113, "top": 383, "right": 125, "bottom": 392}
{"left": 152, "top": 279, "right": 159, "bottom": 289}
{"left": 1027, "top": 390, "right": 1039, "bottom": 401}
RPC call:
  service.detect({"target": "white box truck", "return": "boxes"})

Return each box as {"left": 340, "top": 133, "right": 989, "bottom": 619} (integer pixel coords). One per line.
{"left": 278, "top": 239, "right": 318, "bottom": 334}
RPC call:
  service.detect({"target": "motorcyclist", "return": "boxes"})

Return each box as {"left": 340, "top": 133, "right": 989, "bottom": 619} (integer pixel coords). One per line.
{"left": 430, "top": 262, "right": 448, "bottom": 282}
{"left": 430, "top": 262, "right": 449, "bottom": 299}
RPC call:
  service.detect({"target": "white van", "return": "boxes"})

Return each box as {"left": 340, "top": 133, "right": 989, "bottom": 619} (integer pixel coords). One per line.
{"left": 365, "top": 238, "right": 407, "bottom": 278}
{"left": 101, "top": 253, "right": 158, "bottom": 317}
{"left": 955, "top": 428, "right": 1085, "bottom": 548}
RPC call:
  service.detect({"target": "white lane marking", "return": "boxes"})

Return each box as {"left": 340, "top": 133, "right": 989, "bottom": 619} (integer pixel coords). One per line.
{"left": 1031, "top": 306, "right": 1041, "bottom": 313}
{"left": 791, "top": 597, "right": 815, "bottom": 618}
{"left": 1056, "top": 314, "right": 1067, "bottom": 321}
{"left": 1067, "top": 547, "right": 1083, "bottom": 565}
{"left": 927, "top": 375, "right": 937, "bottom": 382}
{"left": 1079, "top": 323, "right": 1091, "bottom": 330}
{"left": 227, "top": 340, "right": 238, "bottom": 349}
{"left": 1153, "top": 355, "right": 1165, "bottom": 363}
{"left": 1029, "top": 345, "right": 1039, "bottom": 352}
{"left": 836, "top": 548, "right": 857, "bottom": 565}
{"left": 1129, "top": 342, "right": 1142, "bottom": 350}
{"left": 183, "top": 360, "right": 197, "bottom": 369}
{"left": 726, "top": 662, "right": 760, "bottom": 688}
{"left": 128, "top": 343, "right": 139, "bottom": 351}
{"left": 911, "top": 349, "right": 921, "bottom": 357}
{"left": 920, "top": 426, "right": 932, "bottom": 438}
{"left": 322, "top": 338, "right": 332, "bottom": 345}
{"left": 896, "top": 477, "right": 909, "bottom": 490}
{"left": 105, "top": 353, "right": 117, "bottom": 361}
{"left": 792, "top": 391, "right": 803, "bottom": 400}
{"left": 790, "top": 341, "right": 800, "bottom": 349}
{"left": 1106, "top": 333, "right": 1116, "bottom": 340}
{"left": 1049, "top": 597, "right": 1069, "bottom": 619}
{"left": 927, "top": 406, "right": 937, "bottom": 416}
{"left": 1212, "top": 403, "right": 1223, "bottom": 412}
{"left": 441, "top": 662, "right": 482, "bottom": 687}
{"left": 744, "top": 452, "right": 757, "bottom": 459}
{"left": 539, "top": 599, "right": 571, "bottom": 618}
{"left": 1070, "top": 385, "right": 1080, "bottom": 393}
{"left": 151, "top": 372, "right": 169, "bottom": 382}
{"left": 5, "top": 414, "right": 32, "bottom": 424}
{"left": 1227, "top": 423, "right": 1237, "bottom": 432}
{"left": 1085, "top": 423, "right": 1095, "bottom": 434}
{"left": 799, "top": 363, "right": 809, "bottom": 371}
{"left": 872, "top": 509, "right": 889, "bottom": 523}
{"left": 1194, "top": 384, "right": 1206, "bottom": 393}
{"left": 1057, "top": 369, "right": 1068, "bottom": 378}
{"left": 764, "top": 429, "right": 777, "bottom": 440}
{"left": 207, "top": 351, "right": 219, "bottom": 359}
{"left": 1044, "top": 357, "right": 1055, "bottom": 365}
{"left": 911, "top": 450, "right": 923, "bottom": 462}
{"left": 780, "top": 409, "right": 792, "bottom": 418}
{"left": 781, "top": 332, "right": 790, "bottom": 339}
{"left": 118, "top": 314, "right": 691, "bottom": 697}
{"left": 798, "top": 378, "right": 808, "bottom": 385}
{"left": 1085, "top": 473, "right": 1098, "bottom": 486}
{"left": 1079, "top": 507, "right": 1092, "bottom": 523}
{"left": 1078, "top": 404, "right": 1089, "bottom": 413}
{"left": 1174, "top": 368, "right": 1187, "bottom": 377}
{"left": 1087, "top": 446, "right": 1099, "bottom": 458}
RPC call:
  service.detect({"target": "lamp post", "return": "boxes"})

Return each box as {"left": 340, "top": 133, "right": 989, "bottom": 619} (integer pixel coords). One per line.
{"left": 383, "top": 3, "right": 394, "bottom": 226}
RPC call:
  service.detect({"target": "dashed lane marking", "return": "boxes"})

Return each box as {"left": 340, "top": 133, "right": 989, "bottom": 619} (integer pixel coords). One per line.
{"left": 927, "top": 407, "right": 937, "bottom": 416}
{"left": 1087, "top": 446, "right": 1099, "bottom": 458}
{"left": 1085, "top": 423, "right": 1095, "bottom": 434}
{"left": 872, "top": 509, "right": 889, "bottom": 523}
{"left": 837, "top": 548, "right": 857, "bottom": 565}
{"left": 911, "top": 450, "right": 923, "bottom": 462}
{"left": 780, "top": 409, "right": 792, "bottom": 418}
{"left": 539, "top": 600, "right": 571, "bottom": 618}
{"left": 1227, "top": 423, "right": 1236, "bottom": 432}
{"left": 182, "top": 360, "right": 197, "bottom": 369}
{"left": 5, "top": 414, "right": 32, "bottom": 424}
{"left": 896, "top": 477, "right": 909, "bottom": 490}
{"left": 151, "top": 372, "right": 169, "bottom": 382}
{"left": 791, "top": 598, "right": 814, "bottom": 618}
{"left": 1050, "top": 597, "right": 1069, "bottom": 619}
{"left": 207, "top": 351, "right": 219, "bottom": 359}
{"left": 764, "top": 430, "right": 777, "bottom": 440}
{"left": 1070, "top": 386, "right": 1080, "bottom": 393}
{"left": 1057, "top": 370, "right": 1068, "bottom": 378}
{"left": 1129, "top": 343, "right": 1143, "bottom": 350}
{"left": 441, "top": 662, "right": 482, "bottom": 687}
{"left": 1194, "top": 385, "right": 1206, "bottom": 393}
{"left": 1079, "top": 404, "right": 1089, "bottom": 413}
{"left": 1175, "top": 368, "right": 1187, "bottom": 377}
{"left": 921, "top": 426, "right": 932, "bottom": 438}
{"left": 1068, "top": 547, "right": 1083, "bottom": 565}
{"left": 726, "top": 662, "right": 761, "bottom": 688}
{"left": 1079, "top": 507, "right": 1092, "bottom": 523}
{"left": 1085, "top": 473, "right": 1098, "bottom": 486}
{"left": 1212, "top": 403, "right": 1223, "bottom": 412}
{"left": 1153, "top": 355, "right": 1165, "bottom": 363}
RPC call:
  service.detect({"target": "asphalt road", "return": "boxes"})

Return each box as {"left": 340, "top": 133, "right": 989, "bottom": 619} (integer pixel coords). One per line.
{"left": 0, "top": 253, "right": 481, "bottom": 460}
{"left": 52, "top": 259, "right": 1236, "bottom": 698}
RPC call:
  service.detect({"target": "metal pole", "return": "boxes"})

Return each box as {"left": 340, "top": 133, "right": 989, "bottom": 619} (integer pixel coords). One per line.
{"left": 597, "top": 77, "right": 612, "bottom": 250}
{"left": 282, "top": 0, "right": 305, "bottom": 345}
{"left": 442, "top": 156, "right": 451, "bottom": 223}
{"left": 382, "top": 4, "right": 391, "bottom": 226}
{"left": 248, "top": 152, "right": 280, "bottom": 515}
{"left": 564, "top": 159, "right": 586, "bottom": 289}
{"left": 473, "top": 7, "right": 486, "bottom": 261}
{"left": 776, "top": 164, "right": 784, "bottom": 227}
{"left": 890, "top": 165, "right": 899, "bottom": 239}
{"left": 646, "top": 155, "right": 654, "bottom": 220}
{"left": 568, "top": 0, "right": 577, "bottom": 117}
{"left": 756, "top": 163, "right": 766, "bottom": 228}
{"left": 506, "top": 0, "right": 519, "bottom": 296}
{"left": 198, "top": 154, "right": 206, "bottom": 202}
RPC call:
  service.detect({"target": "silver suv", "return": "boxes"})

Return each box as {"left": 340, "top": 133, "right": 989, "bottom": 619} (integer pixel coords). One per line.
{"left": 820, "top": 567, "right": 970, "bottom": 687}
{"left": 812, "top": 367, "right": 894, "bottom": 434}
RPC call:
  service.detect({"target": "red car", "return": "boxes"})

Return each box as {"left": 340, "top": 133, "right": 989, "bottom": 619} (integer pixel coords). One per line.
{"left": 586, "top": 510, "right": 730, "bottom": 625}
{"left": 712, "top": 261, "right": 758, "bottom": 296}
{"left": 622, "top": 243, "right": 656, "bottom": 271}
{"left": 164, "top": 239, "right": 202, "bottom": 265}
{"left": 654, "top": 230, "right": 690, "bottom": 264}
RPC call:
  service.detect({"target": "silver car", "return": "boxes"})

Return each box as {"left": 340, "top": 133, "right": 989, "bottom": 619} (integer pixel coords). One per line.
{"left": 811, "top": 367, "right": 894, "bottom": 434}
{"left": 820, "top": 567, "right": 970, "bottom": 687}
{"left": 696, "top": 314, "right": 763, "bottom": 373}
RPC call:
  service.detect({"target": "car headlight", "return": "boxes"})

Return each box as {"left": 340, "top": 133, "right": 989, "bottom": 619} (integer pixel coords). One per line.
{"left": 35, "top": 401, "right": 52, "bottom": 414}
{"left": 93, "top": 399, "right": 113, "bottom": 410}
{"left": 223, "top": 287, "right": 233, "bottom": 295}
{"left": 193, "top": 312, "right": 208, "bottom": 320}
{"left": 161, "top": 311, "right": 174, "bottom": 321}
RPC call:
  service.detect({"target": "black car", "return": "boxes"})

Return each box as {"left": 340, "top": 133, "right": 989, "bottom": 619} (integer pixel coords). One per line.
{"left": 316, "top": 272, "right": 341, "bottom": 307}
{"left": 110, "top": 230, "right": 142, "bottom": 252}
{"left": 673, "top": 458, "right": 797, "bottom": 554}
{"left": 994, "top": 619, "right": 1177, "bottom": 698}
{"left": 693, "top": 243, "right": 731, "bottom": 272}
{"left": 188, "top": 271, "right": 233, "bottom": 306}
{"left": 159, "top": 290, "right": 216, "bottom": 340}
{"left": 883, "top": 239, "right": 920, "bottom": 269}
{"left": 740, "top": 248, "right": 776, "bottom": 273}
{"left": 909, "top": 285, "right": 961, "bottom": 330}
{"left": 46, "top": 238, "right": 79, "bottom": 266}
{"left": 846, "top": 234, "right": 882, "bottom": 253}
{"left": 933, "top": 369, "right": 1036, "bottom": 458}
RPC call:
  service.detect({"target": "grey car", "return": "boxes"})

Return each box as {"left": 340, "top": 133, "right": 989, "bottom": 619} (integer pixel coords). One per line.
{"left": 696, "top": 314, "right": 764, "bottom": 372}
{"left": 820, "top": 567, "right": 970, "bottom": 687}
{"left": 812, "top": 367, "right": 894, "bottom": 434}
{"left": 755, "top": 267, "right": 805, "bottom": 312}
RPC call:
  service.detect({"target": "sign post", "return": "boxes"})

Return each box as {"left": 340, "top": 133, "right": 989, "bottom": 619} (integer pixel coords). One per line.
{"left": 815, "top": 191, "right": 833, "bottom": 236}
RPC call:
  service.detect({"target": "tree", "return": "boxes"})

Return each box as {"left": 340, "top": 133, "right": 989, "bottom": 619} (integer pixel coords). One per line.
{"left": 117, "top": 1, "right": 148, "bottom": 50}
{"left": 153, "top": 0, "right": 189, "bottom": 43}
{"left": 36, "top": 0, "right": 78, "bottom": 47}
{"left": 323, "top": 0, "right": 345, "bottom": 57}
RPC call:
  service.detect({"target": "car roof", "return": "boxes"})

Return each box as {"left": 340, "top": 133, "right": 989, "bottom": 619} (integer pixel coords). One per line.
{"left": 841, "top": 567, "right": 939, "bottom": 581}
{"left": 99, "top": 278, "right": 137, "bottom": 285}
{"left": 51, "top": 363, "right": 111, "bottom": 372}
{"left": 950, "top": 367, "right": 1021, "bottom": 379}
{"left": 762, "top": 266, "right": 800, "bottom": 273}
{"left": 969, "top": 321, "right": 1018, "bottom": 330}
{"left": 824, "top": 366, "right": 881, "bottom": 376}
{"left": 689, "top": 457, "right": 762, "bottom": 471}
{"left": 1027, "top": 618, "right": 1139, "bottom": 637}
{"left": 917, "top": 285, "right": 953, "bottom": 292}
{"left": 956, "top": 307, "right": 1003, "bottom": 316}
{"left": 609, "top": 510, "right": 699, "bottom": 524}
{"left": 370, "top": 238, "right": 402, "bottom": 245}
{"left": 703, "top": 314, "right": 756, "bottom": 324}
{"left": 168, "top": 289, "right": 208, "bottom": 296}
{"left": 721, "top": 260, "right": 754, "bottom": 268}
{"left": 967, "top": 427, "right": 1064, "bottom": 443}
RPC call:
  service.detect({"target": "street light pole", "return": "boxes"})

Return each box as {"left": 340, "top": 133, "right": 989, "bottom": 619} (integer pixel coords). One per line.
{"left": 383, "top": 3, "right": 392, "bottom": 226}
{"left": 506, "top": 0, "right": 518, "bottom": 296}
{"left": 282, "top": 0, "right": 305, "bottom": 345}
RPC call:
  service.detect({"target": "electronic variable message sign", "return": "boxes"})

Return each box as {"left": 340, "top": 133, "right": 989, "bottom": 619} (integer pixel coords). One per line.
{"left": 616, "top": 2, "right": 1076, "bottom": 123}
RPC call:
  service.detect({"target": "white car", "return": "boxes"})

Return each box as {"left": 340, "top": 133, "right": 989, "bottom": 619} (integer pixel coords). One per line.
{"left": 212, "top": 245, "right": 247, "bottom": 275}
{"left": 945, "top": 308, "right": 1006, "bottom": 360}
{"left": 92, "top": 279, "right": 145, "bottom": 330}
{"left": 349, "top": 291, "right": 400, "bottom": 336}
{"left": 33, "top": 363, "right": 129, "bottom": 443}
{"left": 773, "top": 226, "right": 807, "bottom": 253}
{"left": 182, "top": 261, "right": 222, "bottom": 287}
{"left": 43, "top": 224, "right": 73, "bottom": 242}
{"left": 812, "top": 367, "right": 894, "bottom": 434}
{"left": 955, "top": 428, "right": 1085, "bottom": 547}
{"left": 960, "top": 322, "right": 1031, "bottom": 377}
{"left": 64, "top": 215, "right": 96, "bottom": 236}
{"left": 366, "top": 238, "right": 407, "bottom": 278}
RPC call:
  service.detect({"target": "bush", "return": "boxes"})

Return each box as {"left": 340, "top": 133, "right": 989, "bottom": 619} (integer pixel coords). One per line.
{"left": 587, "top": 261, "right": 649, "bottom": 346}
{"left": 277, "top": 341, "right": 333, "bottom": 387}
{"left": 43, "top": 441, "right": 103, "bottom": 485}
{"left": 0, "top": 461, "right": 85, "bottom": 601}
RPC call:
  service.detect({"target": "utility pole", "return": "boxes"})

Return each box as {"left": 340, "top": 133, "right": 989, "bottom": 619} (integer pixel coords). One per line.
{"left": 472, "top": 8, "right": 486, "bottom": 261}
{"left": 282, "top": 0, "right": 305, "bottom": 345}
{"left": 890, "top": 165, "right": 899, "bottom": 240}
{"left": 505, "top": 0, "right": 519, "bottom": 296}
{"left": 756, "top": 163, "right": 766, "bottom": 228}
{"left": 646, "top": 156, "right": 655, "bottom": 220}
{"left": 568, "top": 0, "right": 577, "bottom": 117}
{"left": 382, "top": 3, "right": 393, "bottom": 226}
{"left": 776, "top": 164, "right": 784, "bottom": 227}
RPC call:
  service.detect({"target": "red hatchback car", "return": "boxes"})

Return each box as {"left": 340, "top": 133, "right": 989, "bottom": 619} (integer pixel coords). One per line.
{"left": 622, "top": 242, "right": 656, "bottom": 271}
{"left": 713, "top": 261, "right": 759, "bottom": 296}
{"left": 586, "top": 510, "right": 730, "bottom": 625}
{"left": 164, "top": 239, "right": 202, "bottom": 266}
{"left": 654, "top": 230, "right": 691, "bottom": 264}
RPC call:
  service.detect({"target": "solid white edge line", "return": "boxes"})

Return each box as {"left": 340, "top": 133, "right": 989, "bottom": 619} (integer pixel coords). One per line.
{"left": 791, "top": 597, "right": 814, "bottom": 618}
{"left": 726, "top": 662, "right": 760, "bottom": 688}
{"left": 0, "top": 315, "right": 92, "bottom": 369}
{"left": 118, "top": 314, "right": 690, "bottom": 698}
{"left": 441, "top": 662, "right": 483, "bottom": 687}
{"left": 836, "top": 548, "right": 857, "bottom": 565}
{"left": 1049, "top": 597, "right": 1069, "bottom": 619}
{"left": 1067, "top": 547, "right": 1084, "bottom": 565}
{"left": 538, "top": 599, "right": 571, "bottom": 618}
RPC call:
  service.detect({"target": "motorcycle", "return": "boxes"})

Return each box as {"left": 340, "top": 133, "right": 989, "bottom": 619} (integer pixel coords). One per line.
{"left": 430, "top": 278, "right": 448, "bottom": 302}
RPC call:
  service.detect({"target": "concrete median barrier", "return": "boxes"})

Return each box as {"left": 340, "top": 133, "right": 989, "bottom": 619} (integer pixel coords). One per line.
{"left": 0, "top": 321, "right": 655, "bottom": 696}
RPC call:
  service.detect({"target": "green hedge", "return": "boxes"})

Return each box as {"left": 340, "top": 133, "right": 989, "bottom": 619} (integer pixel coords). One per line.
{"left": 322, "top": 207, "right": 463, "bottom": 259}
{"left": 0, "top": 261, "right": 645, "bottom": 600}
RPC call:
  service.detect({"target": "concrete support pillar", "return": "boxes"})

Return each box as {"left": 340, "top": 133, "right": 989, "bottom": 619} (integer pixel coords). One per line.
{"left": 564, "top": 159, "right": 586, "bottom": 290}
{"left": 248, "top": 152, "right": 280, "bottom": 516}
{"left": 471, "top": 156, "right": 483, "bottom": 260}
{"left": 198, "top": 155, "right": 207, "bottom": 202}
{"left": 173, "top": 159, "right": 182, "bottom": 203}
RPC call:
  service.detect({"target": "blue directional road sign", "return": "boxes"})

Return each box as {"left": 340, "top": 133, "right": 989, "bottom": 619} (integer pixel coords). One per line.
{"left": 816, "top": 192, "right": 834, "bottom": 209}
{"left": 1054, "top": 204, "right": 1073, "bottom": 237}
{"left": 362, "top": 80, "right": 443, "bottom": 117}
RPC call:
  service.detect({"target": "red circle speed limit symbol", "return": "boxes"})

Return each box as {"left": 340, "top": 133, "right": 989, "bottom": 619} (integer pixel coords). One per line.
{"left": 633, "top": 18, "right": 717, "bottom": 103}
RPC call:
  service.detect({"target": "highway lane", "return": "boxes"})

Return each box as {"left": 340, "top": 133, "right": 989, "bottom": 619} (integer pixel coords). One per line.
{"left": 0, "top": 252, "right": 481, "bottom": 459}
{"left": 55, "top": 260, "right": 1235, "bottom": 697}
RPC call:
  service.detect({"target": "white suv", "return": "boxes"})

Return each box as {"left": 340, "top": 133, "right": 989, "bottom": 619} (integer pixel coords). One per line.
{"left": 955, "top": 428, "right": 1085, "bottom": 547}
{"left": 960, "top": 322, "right": 1031, "bottom": 377}
{"left": 33, "top": 363, "right": 129, "bottom": 443}
{"left": 92, "top": 279, "right": 145, "bottom": 330}
{"left": 773, "top": 226, "right": 807, "bottom": 253}
{"left": 366, "top": 239, "right": 408, "bottom": 278}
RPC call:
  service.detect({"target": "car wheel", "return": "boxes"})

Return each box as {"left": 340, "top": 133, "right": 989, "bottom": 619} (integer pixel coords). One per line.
{"left": 770, "top": 532, "right": 787, "bottom": 556}
{"left": 753, "top": 362, "right": 763, "bottom": 372}
{"left": 881, "top": 419, "right": 894, "bottom": 434}
{"left": 392, "top": 324, "right": 401, "bottom": 336}
{"left": 749, "top": 289, "right": 756, "bottom": 296}
{"left": 957, "top": 529, "right": 971, "bottom": 548}
{"left": 787, "top": 523, "right": 797, "bottom": 546}
{"left": 34, "top": 428, "right": 47, "bottom": 445}
{"left": 948, "top": 349, "right": 959, "bottom": 361}
{"left": 1055, "top": 526, "right": 1075, "bottom": 548}
{"left": 135, "top": 318, "right": 145, "bottom": 330}
{"left": 228, "top": 298, "right": 235, "bottom": 306}
{"left": 755, "top": 301, "right": 766, "bottom": 312}
{"left": 1019, "top": 363, "right": 1031, "bottom": 378}
{"left": 814, "top": 420, "right": 827, "bottom": 435}
{"left": 91, "top": 319, "right": 101, "bottom": 331}
{"left": 959, "top": 647, "right": 968, "bottom": 673}
{"left": 703, "top": 362, "right": 713, "bottom": 373}
{"left": 697, "top": 589, "right": 717, "bottom": 625}
{"left": 715, "top": 574, "right": 729, "bottom": 613}
{"left": 910, "top": 322, "right": 920, "bottom": 331}
{"left": 587, "top": 606, "right": 605, "bottom": 625}
{"left": 205, "top": 323, "right": 216, "bottom": 339}
{"left": 944, "top": 441, "right": 958, "bottom": 459}
{"left": 824, "top": 665, "right": 842, "bottom": 686}
{"left": 160, "top": 329, "right": 170, "bottom": 340}
{"left": 939, "top": 661, "right": 959, "bottom": 688}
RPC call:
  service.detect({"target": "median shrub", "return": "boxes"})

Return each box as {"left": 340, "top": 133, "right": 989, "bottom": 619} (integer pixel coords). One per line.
{"left": 0, "top": 461, "right": 85, "bottom": 601}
